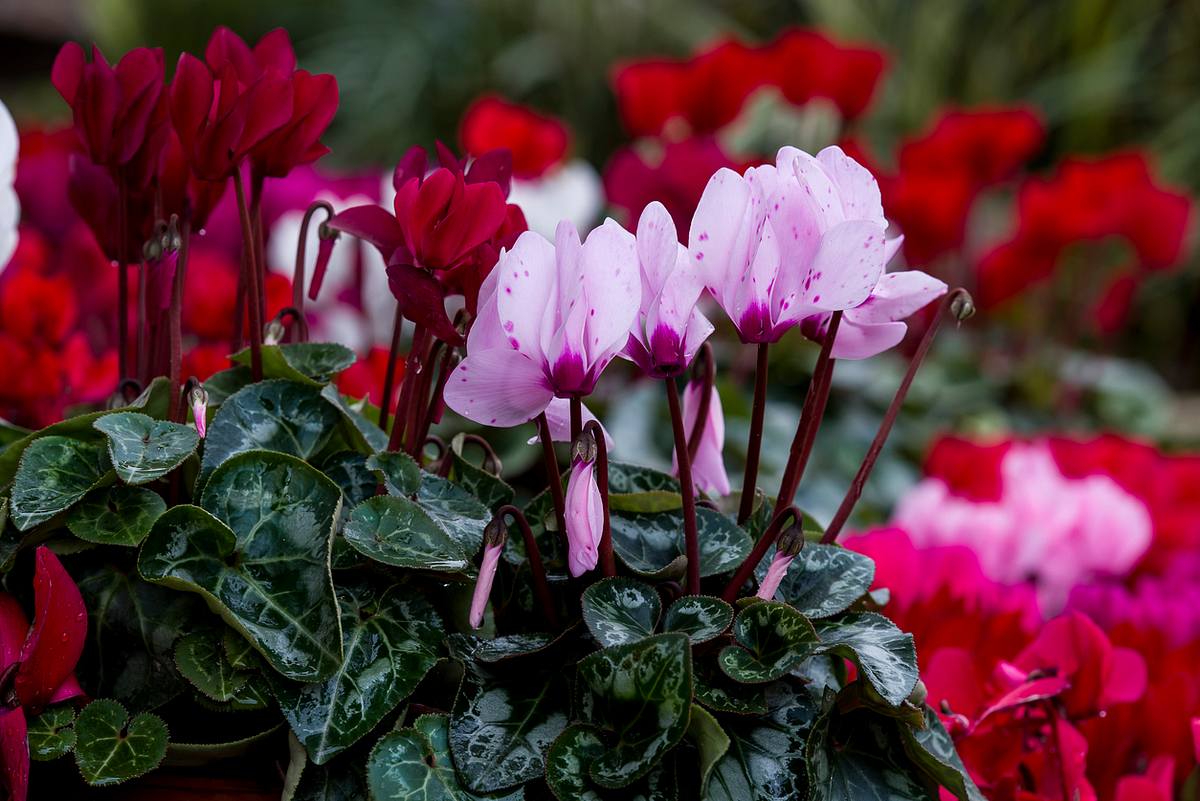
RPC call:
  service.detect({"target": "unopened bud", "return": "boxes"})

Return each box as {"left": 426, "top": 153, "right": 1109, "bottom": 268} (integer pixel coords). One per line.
{"left": 907, "top": 679, "right": 928, "bottom": 706}
{"left": 950, "top": 291, "right": 975, "bottom": 322}
{"left": 776, "top": 524, "right": 806, "bottom": 558}
{"left": 264, "top": 318, "right": 286, "bottom": 346}
{"left": 190, "top": 385, "right": 209, "bottom": 439}
{"left": 483, "top": 516, "right": 508, "bottom": 548}
{"left": 570, "top": 430, "right": 598, "bottom": 465}
{"left": 317, "top": 221, "right": 339, "bottom": 242}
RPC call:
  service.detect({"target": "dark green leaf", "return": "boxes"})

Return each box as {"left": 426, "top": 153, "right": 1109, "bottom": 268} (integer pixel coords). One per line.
{"left": 366, "top": 451, "right": 422, "bottom": 496}
{"left": 366, "top": 728, "right": 447, "bottom": 800}
{"left": 75, "top": 561, "right": 201, "bottom": 710}
{"left": 321, "top": 451, "right": 377, "bottom": 534}
{"left": 448, "top": 632, "right": 556, "bottom": 664}
{"left": 203, "top": 366, "right": 253, "bottom": 407}
{"left": 899, "top": 706, "right": 986, "bottom": 801}
{"left": 545, "top": 724, "right": 608, "bottom": 801}
{"left": 93, "top": 412, "right": 199, "bottom": 485}
{"left": 686, "top": 704, "right": 729, "bottom": 794}
{"left": 73, "top": 699, "right": 168, "bottom": 786}
{"left": 275, "top": 579, "right": 442, "bottom": 764}
{"left": 581, "top": 577, "right": 661, "bottom": 647}
{"left": 320, "top": 384, "right": 389, "bottom": 453}
{"left": 285, "top": 749, "right": 369, "bottom": 801}
{"left": 415, "top": 473, "right": 489, "bottom": 555}
{"left": 754, "top": 544, "right": 874, "bottom": 619}
{"left": 806, "top": 701, "right": 928, "bottom": 801}
{"left": 174, "top": 629, "right": 253, "bottom": 702}
{"left": 815, "top": 613, "right": 918, "bottom": 707}
{"left": 10, "top": 436, "right": 110, "bottom": 530}
{"left": 662, "top": 596, "right": 733, "bottom": 644}
{"left": 693, "top": 661, "right": 767, "bottom": 715}
{"left": 448, "top": 433, "right": 514, "bottom": 510}
{"left": 343, "top": 495, "right": 471, "bottom": 573}
{"left": 576, "top": 633, "right": 692, "bottom": 788}
{"left": 139, "top": 451, "right": 343, "bottom": 681}
{"left": 233, "top": 343, "right": 356, "bottom": 385}
{"left": 199, "top": 380, "right": 340, "bottom": 486}
{"left": 449, "top": 658, "right": 570, "bottom": 793}
{"left": 719, "top": 602, "right": 819, "bottom": 684}
{"left": 27, "top": 705, "right": 76, "bottom": 761}
{"left": 708, "top": 683, "right": 816, "bottom": 801}
{"left": 610, "top": 507, "right": 750, "bottom": 579}
{"left": 606, "top": 462, "right": 680, "bottom": 494}
{"left": 66, "top": 486, "right": 165, "bottom": 546}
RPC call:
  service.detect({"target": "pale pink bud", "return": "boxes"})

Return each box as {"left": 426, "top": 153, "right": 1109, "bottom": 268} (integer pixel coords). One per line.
{"left": 190, "top": 386, "right": 209, "bottom": 439}
{"left": 469, "top": 521, "right": 507, "bottom": 629}
{"left": 565, "top": 452, "right": 602, "bottom": 578}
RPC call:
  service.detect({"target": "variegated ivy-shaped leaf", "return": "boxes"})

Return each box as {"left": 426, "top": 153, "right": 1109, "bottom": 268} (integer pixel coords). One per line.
{"left": 718, "top": 602, "right": 820, "bottom": 684}
{"left": 754, "top": 543, "right": 874, "bottom": 618}
{"left": 448, "top": 433, "right": 515, "bottom": 511}
{"left": 27, "top": 706, "right": 76, "bottom": 761}
{"left": 174, "top": 629, "right": 254, "bottom": 702}
{"left": 413, "top": 472, "right": 489, "bottom": 555}
{"left": 73, "top": 699, "right": 169, "bottom": 786}
{"left": 93, "top": 412, "right": 199, "bottom": 485}
{"left": 10, "top": 435, "right": 111, "bottom": 529}
{"left": 544, "top": 724, "right": 675, "bottom": 801}
{"left": 576, "top": 633, "right": 692, "bottom": 788}
{"left": 662, "top": 596, "right": 733, "bottom": 644}
{"left": 366, "top": 451, "right": 422, "bottom": 495}
{"left": 274, "top": 578, "right": 443, "bottom": 764}
{"left": 343, "top": 496, "right": 472, "bottom": 573}
{"left": 581, "top": 578, "right": 661, "bottom": 647}
{"left": 899, "top": 706, "right": 986, "bottom": 801}
{"left": 449, "top": 656, "right": 570, "bottom": 793}
{"left": 139, "top": 451, "right": 343, "bottom": 681}
{"left": 233, "top": 343, "right": 356, "bottom": 386}
{"left": 815, "top": 612, "right": 918, "bottom": 707}
{"left": 610, "top": 507, "right": 750, "bottom": 579}
{"left": 687, "top": 705, "right": 730, "bottom": 795}
{"left": 708, "top": 683, "right": 817, "bottom": 801}
{"left": 198, "top": 380, "right": 341, "bottom": 487}
{"left": 66, "top": 486, "right": 166, "bottom": 547}
{"left": 320, "top": 384, "right": 389, "bottom": 453}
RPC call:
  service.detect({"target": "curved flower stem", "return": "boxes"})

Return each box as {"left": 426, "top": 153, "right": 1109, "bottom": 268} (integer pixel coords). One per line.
{"left": 737, "top": 343, "right": 770, "bottom": 525}
{"left": 665, "top": 377, "right": 701, "bottom": 595}
{"left": 498, "top": 504, "right": 558, "bottom": 627}
{"left": 406, "top": 338, "right": 442, "bottom": 456}
{"left": 377, "top": 308, "right": 404, "bottom": 436}
{"left": 167, "top": 218, "right": 191, "bottom": 423}
{"left": 687, "top": 342, "right": 715, "bottom": 461}
{"left": 569, "top": 397, "right": 583, "bottom": 442}
{"left": 821, "top": 290, "right": 971, "bottom": 545}
{"left": 721, "top": 505, "right": 801, "bottom": 602}
{"left": 536, "top": 411, "right": 569, "bottom": 552}
{"left": 389, "top": 324, "right": 428, "bottom": 452}
{"left": 291, "top": 200, "right": 335, "bottom": 338}
{"left": 419, "top": 346, "right": 458, "bottom": 449}
{"left": 774, "top": 311, "right": 843, "bottom": 513}
{"left": 584, "top": 420, "right": 614, "bottom": 578}
{"left": 233, "top": 173, "right": 264, "bottom": 381}
{"left": 250, "top": 172, "right": 267, "bottom": 328}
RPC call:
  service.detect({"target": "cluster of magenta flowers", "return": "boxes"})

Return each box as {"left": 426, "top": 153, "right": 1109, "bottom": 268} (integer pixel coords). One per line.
{"left": 405, "top": 145, "right": 969, "bottom": 626}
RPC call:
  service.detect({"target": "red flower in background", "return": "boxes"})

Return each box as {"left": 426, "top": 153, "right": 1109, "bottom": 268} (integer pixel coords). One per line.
{"left": 764, "top": 28, "right": 886, "bottom": 120}
{"left": 0, "top": 548, "right": 88, "bottom": 801}
{"left": 460, "top": 95, "right": 569, "bottom": 179}
{"left": 336, "top": 346, "right": 405, "bottom": 412}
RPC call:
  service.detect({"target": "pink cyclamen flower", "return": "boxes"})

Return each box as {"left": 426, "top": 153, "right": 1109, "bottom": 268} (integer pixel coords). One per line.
{"left": 468, "top": 526, "right": 505, "bottom": 629}
{"left": 190, "top": 386, "right": 209, "bottom": 438}
{"left": 689, "top": 145, "right": 891, "bottom": 344}
{"left": 444, "top": 219, "right": 639, "bottom": 428}
{"left": 801, "top": 269, "right": 948, "bottom": 359}
{"left": 674, "top": 377, "right": 730, "bottom": 496}
{"left": 622, "top": 201, "right": 712, "bottom": 377}
{"left": 565, "top": 452, "right": 603, "bottom": 577}
{"left": 756, "top": 550, "right": 794, "bottom": 600}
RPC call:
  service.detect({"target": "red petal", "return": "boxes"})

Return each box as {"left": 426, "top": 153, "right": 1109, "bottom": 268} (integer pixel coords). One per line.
{"left": 327, "top": 205, "right": 405, "bottom": 262}
{"left": 0, "top": 596, "right": 29, "bottom": 668}
{"left": 205, "top": 26, "right": 257, "bottom": 84}
{"left": 253, "top": 28, "right": 296, "bottom": 75}
{"left": 51, "top": 42, "right": 85, "bottom": 104}
{"left": 113, "top": 47, "right": 165, "bottom": 165}
{"left": 234, "top": 74, "right": 293, "bottom": 156}
{"left": 168, "top": 52, "right": 214, "bottom": 155}
{"left": 78, "top": 60, "right": 119, "bottom": 164}
{"left": 392, "top": 146, "right": 427, "bottom": 193}
{"left": 14, "top": 548, "right": 87, "bottom": 712}
{"left": 386, "top": 263, "right": 462, "bottom": 345}
{"left": 422, "top": 181, "right": 507, "bottom": 270}
{"left": 0, "top": 709, "right": 28, "bottom": 801}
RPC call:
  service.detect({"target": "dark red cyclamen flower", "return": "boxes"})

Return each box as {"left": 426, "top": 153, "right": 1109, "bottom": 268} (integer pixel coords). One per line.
{"left": 0, "top": 547, "right": 88, "bottom": 801}
{"left": 50, "top": 43, "right": 165, "bottom": 174}
{"left": 328, "top": 144, "right": 517, "bottom": 342}
{"left": 168, "top": 52, "right": 293, "bottom": 181}
{"left": 763, "top": 28, "right": 887, "bottom": 121}
{"left": 459, "top": 95, "right": 569, "bottom": 179}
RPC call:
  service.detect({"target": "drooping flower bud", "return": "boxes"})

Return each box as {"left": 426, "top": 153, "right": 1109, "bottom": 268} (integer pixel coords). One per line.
{"left": 950, "top": 290, "right": 976, "bottom": 322}
{"left": 469, "top": 518, "right": 508, "bottom": 629}
{"left": 307, "top": 222, "right": 340, "bottom": 302}
{"left": 755, "top": 523, "right": 805, "bottom": 600}
{"left": 190, "top": 384, "right": 209, "bottom": 438}
{"left": 565, "top": 433, "right": 603, "bottom": 577}
{"left": 264, "top": 318, "right": 286, "bottom": 346}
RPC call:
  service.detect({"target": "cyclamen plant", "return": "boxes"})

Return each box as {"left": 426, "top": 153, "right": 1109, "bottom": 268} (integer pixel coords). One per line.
{"left": 0, "top": 28, "right": 980, "bottom": 801}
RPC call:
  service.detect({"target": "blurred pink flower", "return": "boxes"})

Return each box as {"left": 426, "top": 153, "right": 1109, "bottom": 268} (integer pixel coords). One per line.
{"left": 674, "top": 377, "right": 729, "bottom": 496}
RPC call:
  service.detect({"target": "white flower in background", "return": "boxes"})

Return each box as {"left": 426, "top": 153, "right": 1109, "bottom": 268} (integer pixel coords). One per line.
{"left": 508, "top": 160, "right": 603, "bottom": 238}
{"left": 0, "top": 99, "right": 19, "bottom": 273}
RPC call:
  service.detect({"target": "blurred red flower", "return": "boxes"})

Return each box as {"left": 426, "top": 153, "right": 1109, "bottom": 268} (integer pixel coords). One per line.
{"left": 460, "top": 95, "right": 569, "bottom": 179}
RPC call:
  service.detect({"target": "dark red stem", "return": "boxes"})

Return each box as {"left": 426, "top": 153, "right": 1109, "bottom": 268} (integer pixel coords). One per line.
{"left": 821, "top": 290, "right": 968, "bottom": 545}
{"left": 233, "top": 173, "right": 264, "bottom": 381}
{"left": 569, "top": 397, "right": 583, "bottom": 442}
{"left": 389, "top": 324, "right": 429, "bottom": 452}
{"left": 167, "top": 219, "right": 191, "bottom": 422}
{"left": 737, "top": 343, "right": 770, "bottom": 524}
{"left": 535, "top": 411, "right": 568, "bottom": 552}
{"left": 291, "top": 200, "right": 335, "bottom": 341}
{"left": 584, "top": 420, "right": 614, "bottom": 578}
{"left": 665, "top": 377, "right": 701, "bottom": 595}
{"left": 377, "top": 308, "right": 404, "bottom": 436}
{"left": 498, "top": 504, "right": 558, "bottom": 627}
{"left": 687, "top": 342, "right": 715, "bottom": 461}
{"left": 116, "top": 171, "right": 129, "bottom": 383}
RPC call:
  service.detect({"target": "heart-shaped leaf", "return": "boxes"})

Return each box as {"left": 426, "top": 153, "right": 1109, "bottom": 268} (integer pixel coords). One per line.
{"left": 686, "top": 704, "right": 729, "bottom": 794}
{"left": 366, "top": 451, "right": 422, "bottom": 495}
{"left": 175, "top": 629, "right": 253, "bottom": 702}
{"left": 66, "top": 486, "right": 166, "bottom": 546}
{"left": 449, "top": 658, "right": 569, "bottom": 793}
{"left": 140, "top": 451, "right": 343, "bottom": 681}
{"left": 606, "top": 462, "right": 680, "bottom": 494}
{"left": 10, "top": 436, "right": 111, "bottom": 529}
{"left": 693, "top": 660, "right": 767, "bottom": 715}
{"left": 815, "top": 612, "right": 918, "bottom": 707}
{"left": 274, "top": 578, "right": 442, "bottom": 764}
{"left": 576, "top": 633, "right": 692, "bottom": 788}
{"left": 199, "top": 380, "right": 341, "bottom": 486}
{"left": 366, "top": 728, "right": 455, "bottom": 801}
{"left": 414, "top": 472, "right": 489, "bottom": 555}
{"left": 806, "top": 693, "right": 928, "bottom": 801}
{"left": 899, "top": 706, "right": 986, "bottom": 801}
{"left": 93, "top": 412, "right": 199, "bottom": 485}
{"left": 719, "top": 602, "right": 819, "bottom": 684}
{"left": 754, "top": 544, "right": 874, "bottom": 618}
{"left": 75, "top": 561, "right": 203, "bottom": 710}
{"left": 610, "top": 507, "right": 750, "bottom": 579}
{"left": 544, "top": 724, "right": 676, "bottom": 801}
{"left": 321, "top": 451, "right": 377, "bottom": 530}
{"left": 73, "top": 699, "right": 168, "bottom": 786}
{"left": 320, "top": 384, "right": 389, "bottom": 453}
{"left": 582, "top": 578, "right": 661, "bottom": 647}
{"left": 708, "top": 683, "right": 817, "bottom": 801}
{"left": 233, "top": 343, "right": 356, "bottom": 385}
{"left": 27, "top": 705, "right": 76, "bottom": 761}
{"left": 343, "top": 496, "right": 472, "bottom": 573}
{"left": 203, "top": 366, "right": 253, "bottom": 407}
{"left": 662, "top": 596, "right": 733, "bottom": 644}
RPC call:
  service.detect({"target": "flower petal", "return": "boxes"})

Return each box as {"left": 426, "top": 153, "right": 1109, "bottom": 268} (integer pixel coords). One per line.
{"left": 578, "top": 218, "right": 640, "bottom": 366}
{"left": 848, "top": 270, "right": 948, "bottom": 325}
{"left": 0, "top": 709, "right": 28, "bottom": 801}
{"left": 497, "top": 229, "right": 558, "bottom": 363}
{"left": 806, "top": 219, "right": 886, "bottom": 312}
{"left": 443, "top": 348, "right": 554, "bottom": 428}
{"left": 15, "top": 547, "right": 87, "bottom": 712}
{"left": 327, "top": 205, "right": 405, "bottom": 262}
